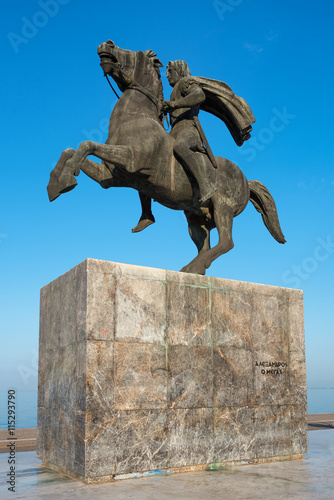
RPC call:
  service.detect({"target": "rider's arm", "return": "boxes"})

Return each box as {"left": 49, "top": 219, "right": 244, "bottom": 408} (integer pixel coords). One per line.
{"left": 162, "top": 78, "right": 205, "bottom": 112}
{"left": 171, "top": 81, "right": 205, "bottom": 109}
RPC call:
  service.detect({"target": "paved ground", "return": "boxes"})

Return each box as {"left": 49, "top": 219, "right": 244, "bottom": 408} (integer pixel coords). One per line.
{"left": 0, "top": 428, "right": 36, "bottom": 454}
{"left": 307, "top": 413, "right": 334, "bottom": 431}
{"left": 0, "top": 430, "right": 334, "bottom": 499}
{"left": 1, "top": 413, "right": 332, "bottom": 455}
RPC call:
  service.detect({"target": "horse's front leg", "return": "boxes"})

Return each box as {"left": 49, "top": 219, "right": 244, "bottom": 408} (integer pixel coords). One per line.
{"left": 58, "top": 140, "right": 133, "bottom": 194}
{"left": 58, "top": 141, "right": 97, "bottom": 193}
{"left": 47, "top": 148, "right": 76, "bottom": 201}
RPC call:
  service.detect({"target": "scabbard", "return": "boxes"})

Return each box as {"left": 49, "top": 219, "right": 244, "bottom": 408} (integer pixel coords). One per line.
{"left": 193, "top": 116, "right": 218, "bottom": 169}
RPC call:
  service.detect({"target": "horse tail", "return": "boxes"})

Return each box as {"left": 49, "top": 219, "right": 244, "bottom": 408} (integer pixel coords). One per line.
{"left": 248, "top": 180, "right": 286, "bottom": 244}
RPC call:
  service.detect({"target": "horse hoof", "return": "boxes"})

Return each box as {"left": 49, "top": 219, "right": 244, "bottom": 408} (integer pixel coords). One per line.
{"left": 180, "top": 264, "right": 206, "bottom": 275}
{"left": 59, "top": 173, "right": 78, "bottom": 193}
{"left": 47, "top": 180, "right": 61, "bottom": 202}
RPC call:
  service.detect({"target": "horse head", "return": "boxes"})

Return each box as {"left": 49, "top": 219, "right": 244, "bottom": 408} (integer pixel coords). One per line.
{"left": 97, "top": 40, "right": 163, "bottom": 99}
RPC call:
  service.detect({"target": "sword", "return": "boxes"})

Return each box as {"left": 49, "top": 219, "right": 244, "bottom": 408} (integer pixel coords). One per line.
{"left": 193, "top": 116, "right": 218, "bottom": 169}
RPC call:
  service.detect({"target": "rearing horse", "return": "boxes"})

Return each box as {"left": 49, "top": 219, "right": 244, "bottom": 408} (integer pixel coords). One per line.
{"left": 47, "top": 40, "right": 285, "bottom": 275}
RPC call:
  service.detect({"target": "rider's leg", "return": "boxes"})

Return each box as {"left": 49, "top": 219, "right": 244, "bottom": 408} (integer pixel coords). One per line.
{"left": 173, "top": 141, "right": 217, "bottom": 205}
{"left": 172, "top": 125, "right": 217, "bottom": 205}
{"left": 132, "top": 193, "right": 155, "bottom": 233}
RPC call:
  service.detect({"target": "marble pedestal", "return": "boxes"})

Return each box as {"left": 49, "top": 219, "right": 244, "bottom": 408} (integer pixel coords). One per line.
{"left": 37, "top": 259, "right": 308, "bottom": 483}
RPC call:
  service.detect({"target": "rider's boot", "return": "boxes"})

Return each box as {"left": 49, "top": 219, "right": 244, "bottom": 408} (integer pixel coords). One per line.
{"left": 176, "top": 148, "right": 217, "bottom": 205}
{"left": 132, "top": 213, "right": 155, "bottom": 233}
{"left": 132, "top": 193, "right": 155, "bottom": 233}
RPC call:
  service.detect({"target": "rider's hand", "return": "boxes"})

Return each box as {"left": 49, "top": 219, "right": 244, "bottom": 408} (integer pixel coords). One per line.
{"left": 161, "top": 100, "right": 174, "bottom": 113}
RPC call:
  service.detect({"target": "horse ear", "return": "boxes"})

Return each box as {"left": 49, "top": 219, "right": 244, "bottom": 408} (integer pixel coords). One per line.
{"left": 153, "top": 57, "right": 163, "bottom": 68}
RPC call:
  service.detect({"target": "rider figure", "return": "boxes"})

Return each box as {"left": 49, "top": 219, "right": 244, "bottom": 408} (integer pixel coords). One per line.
{"left": 164, "top": 60, "right": 217, "bottom": 203}
{"left": 132, "top": 59, "right": 217, "bottom": 233}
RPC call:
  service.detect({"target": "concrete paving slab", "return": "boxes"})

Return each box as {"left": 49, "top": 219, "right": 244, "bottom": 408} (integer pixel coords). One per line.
{"left": 0, "top": 430, "right": 333, "bottom": 499}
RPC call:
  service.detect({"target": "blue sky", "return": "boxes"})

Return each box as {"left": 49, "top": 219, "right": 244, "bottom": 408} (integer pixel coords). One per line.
{"left": 0, "top": 0, "right": 333, "bottom": 394}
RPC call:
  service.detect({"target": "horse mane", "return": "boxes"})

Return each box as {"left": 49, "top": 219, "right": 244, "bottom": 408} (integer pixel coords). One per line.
{"left": 144, "top": 49, "right": 164, "bottom": 103}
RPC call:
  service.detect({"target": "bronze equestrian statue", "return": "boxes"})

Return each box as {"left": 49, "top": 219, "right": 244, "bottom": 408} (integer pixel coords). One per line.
{"left": 132, "top": 59, "right": 218, "bottom": 233}
{"left": 47, "top": 40, "right": 285, "bottom": 275}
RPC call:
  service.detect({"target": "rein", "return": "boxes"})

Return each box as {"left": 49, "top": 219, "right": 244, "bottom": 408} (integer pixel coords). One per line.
{"left": 105, "top": 74, "right": 120, "bottom": 99}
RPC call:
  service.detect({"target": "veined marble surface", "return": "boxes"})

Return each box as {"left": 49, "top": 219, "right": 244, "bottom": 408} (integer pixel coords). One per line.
{"left": 38, "top": 259, "right": 308, "bottom": 482}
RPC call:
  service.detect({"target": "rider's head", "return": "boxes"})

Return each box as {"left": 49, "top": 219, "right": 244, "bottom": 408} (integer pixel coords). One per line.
{"left": 167, "top": 60, "right": 191, "bottom": 86}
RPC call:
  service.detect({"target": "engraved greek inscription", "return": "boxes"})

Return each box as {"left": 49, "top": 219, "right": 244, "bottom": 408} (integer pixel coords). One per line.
{"left": 256, "top": 361, "right": 287, "bottom": 375}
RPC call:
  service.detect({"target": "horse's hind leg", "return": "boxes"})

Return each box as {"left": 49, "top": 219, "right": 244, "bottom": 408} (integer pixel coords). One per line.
{"left": 185, "top": 211, "right": 211, "bottom": 255}
{"left": 207, "top": 203, "right": 234, "bottom": 264}
{"left": 181, "top": 203, "right": 234, "bottom": 275}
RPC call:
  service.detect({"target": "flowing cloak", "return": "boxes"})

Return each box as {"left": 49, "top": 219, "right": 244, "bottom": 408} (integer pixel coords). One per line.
{"left": 191, "top": 76, "right": 255, "bottom": 147}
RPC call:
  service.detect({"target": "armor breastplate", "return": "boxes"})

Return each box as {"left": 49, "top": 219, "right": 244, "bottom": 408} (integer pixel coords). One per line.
{"left": 169, "top": 79, "right": 200, "bottom": 127}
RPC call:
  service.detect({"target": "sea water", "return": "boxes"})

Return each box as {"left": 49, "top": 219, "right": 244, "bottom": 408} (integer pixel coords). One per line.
{"left": 307, "top": 388, "right": 334, "bottom": 414}
{"left": 0, "top": 391, "right": 37, "bottom": 430}
{"left": 0, "top": 389, "right": 333, "bottom": 429}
